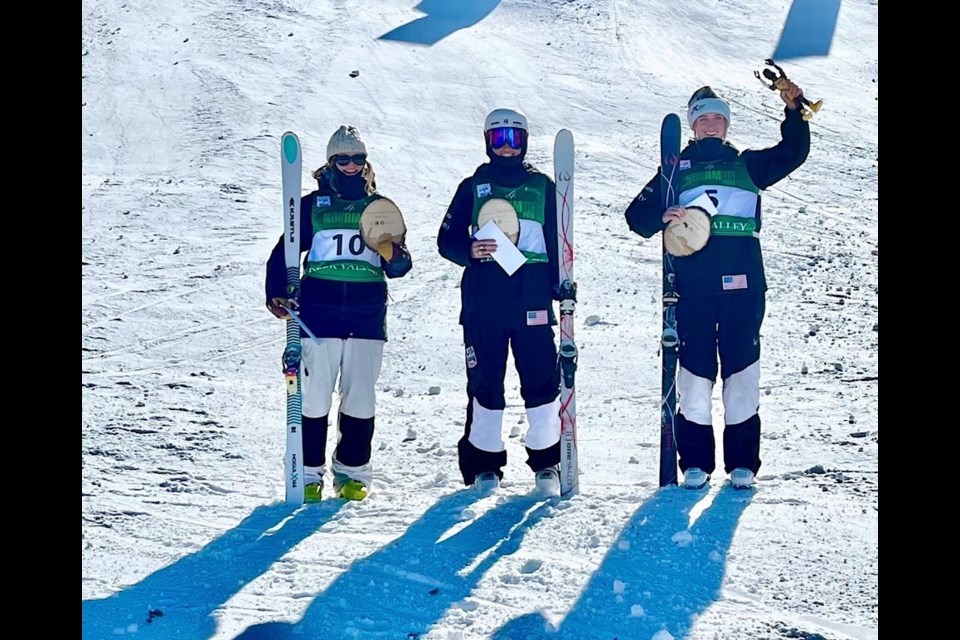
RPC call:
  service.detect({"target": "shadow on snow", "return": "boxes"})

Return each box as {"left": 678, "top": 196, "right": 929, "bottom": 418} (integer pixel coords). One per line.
{"left": 236, "top": 489, "right": 553, "bottom": 639}
{"left": 82, "top": 500, "right": 344, "bottom": 639}
{"left": 379, "top": 0, "right": 501, "bottom": 46}
{"left": 493, "top": 485, "right": 754, "bottom": 640}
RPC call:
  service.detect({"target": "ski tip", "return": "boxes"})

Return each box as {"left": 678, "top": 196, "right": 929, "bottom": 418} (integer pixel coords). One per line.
{"left": 661, "top": 113, "right": 682, "bottom": 133}
{"left": 281, "top": 131, "right": 301, "bottom": 163}
{"left": 555, "top": 128, "right": 573, "bottom": 143}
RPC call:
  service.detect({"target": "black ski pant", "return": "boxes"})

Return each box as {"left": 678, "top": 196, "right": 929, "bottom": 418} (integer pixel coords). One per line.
{"left": 458, "top": 322, "right": 561, "bottom": 485}
{"left": 675, "top": 291, "right": 765, "bottom": 476}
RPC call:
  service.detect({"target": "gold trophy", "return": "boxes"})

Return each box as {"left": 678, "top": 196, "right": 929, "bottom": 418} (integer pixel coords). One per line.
{"left": 755, "top": 58, "right": 823, "bottom": 121}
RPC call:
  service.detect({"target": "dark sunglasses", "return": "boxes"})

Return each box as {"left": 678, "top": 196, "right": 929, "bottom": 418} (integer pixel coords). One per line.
{"left": 333, "top": 154, "right": 367, "bottom": 166}
{"left": 487, "top": 127, "right": 526, "bottom": 150}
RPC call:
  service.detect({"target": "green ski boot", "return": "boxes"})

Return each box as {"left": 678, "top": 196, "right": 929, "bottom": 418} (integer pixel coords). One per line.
{"left": 304, "top": 482, "right": 323, "bottom": 503}
{"left": 336, "top": 479, "right": 368, "bottom": 501}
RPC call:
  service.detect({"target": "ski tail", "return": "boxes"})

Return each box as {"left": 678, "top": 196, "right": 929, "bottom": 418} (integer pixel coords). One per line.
{"left": 659, "top": 115, "right": 681, "bottom": 487}
{"left": 281, "top": 131, "right": 305, "bottom": 505}
{"left": 554, "top": 129, "right": 579, "bottom": 497}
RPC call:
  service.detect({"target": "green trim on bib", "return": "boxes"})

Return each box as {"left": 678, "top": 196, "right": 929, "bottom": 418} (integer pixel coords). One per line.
{"left": 305, "top": 260, "right": 384, "bottom": 282}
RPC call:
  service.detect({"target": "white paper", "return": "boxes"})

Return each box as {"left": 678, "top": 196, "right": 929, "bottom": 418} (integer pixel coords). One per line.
{"left": 474, "top": 220, "right": 527, "bottom": 276}
{"left": 686, "top": 192, "right": 719, "bottom": 217}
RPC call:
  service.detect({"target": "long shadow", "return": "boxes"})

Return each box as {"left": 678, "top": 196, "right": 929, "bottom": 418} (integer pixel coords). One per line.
{"left": 379, "top": 0, "right": 501, "bottom": 45}
{"left": 493, "top": 486, "right": 754, "bottom": 639}
{"left": 771, "top": 0, "right": 841, "bottom": 59}
{"left": 82, "top": 501, "right": 343, "bottom": 640}
{"left": 237, "top": 490, "right": 554, "bottom": 639}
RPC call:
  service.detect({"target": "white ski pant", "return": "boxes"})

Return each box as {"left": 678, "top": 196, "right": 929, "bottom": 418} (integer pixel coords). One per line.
{"left": 301, "top": 337, "right": 383, "bottom": 419}
{"left": 301, "top": 338, "right": 383, "bottom": 487}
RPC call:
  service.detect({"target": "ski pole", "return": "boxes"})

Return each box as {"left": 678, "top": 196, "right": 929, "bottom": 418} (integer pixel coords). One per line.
{"left": 281, "top": 305, "right": 318, "bottom": 341}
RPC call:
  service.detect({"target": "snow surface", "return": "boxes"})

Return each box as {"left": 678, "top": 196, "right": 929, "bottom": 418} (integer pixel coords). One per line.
{"left": 82, "top": 1, "right": 878, "bottom": 638}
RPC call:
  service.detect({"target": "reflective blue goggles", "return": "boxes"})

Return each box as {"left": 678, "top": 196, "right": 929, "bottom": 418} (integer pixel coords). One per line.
{"left": 487, "top": 127, "right": 527, "bottom": 150}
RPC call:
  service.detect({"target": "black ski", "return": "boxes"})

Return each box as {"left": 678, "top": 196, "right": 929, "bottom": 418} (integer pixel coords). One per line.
{"left": 658, "top": 114, "right": 681, "bottom": 487}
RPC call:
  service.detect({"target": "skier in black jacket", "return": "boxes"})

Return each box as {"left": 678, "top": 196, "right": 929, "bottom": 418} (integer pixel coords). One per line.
{"left": 625, "top": 82, "right": 810, "bottom": 489}
{"left": 438, "top": 108, "right": 562, "bottom": 496}
{"left": 265, "top": 125, "right": 412, "bottom": 502}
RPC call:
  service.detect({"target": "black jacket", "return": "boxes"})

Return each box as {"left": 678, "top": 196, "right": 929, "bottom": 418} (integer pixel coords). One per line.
{"left": 438, "top": 159, "right": 559, "bottom": 328}
{"left": 625, "top": 107, "right": 810, "bottom": 297}
{"left": 265, "top": 169, "right": 412, "bottom": 340}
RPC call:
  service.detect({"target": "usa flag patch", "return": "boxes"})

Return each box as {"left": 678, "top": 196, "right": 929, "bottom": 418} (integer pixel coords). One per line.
{"left": 526, "top": 310, "right": 548, "bottom": 326}
{"left": 722, "top": 274, "right": 748, "bottom": 290}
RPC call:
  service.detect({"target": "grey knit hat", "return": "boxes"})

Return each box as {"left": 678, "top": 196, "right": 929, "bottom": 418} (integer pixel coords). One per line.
{"left": 687, "top": 86, "right": 731, "bottom": 129}
{"left": 326, "top": 125, "right": 367, "bottom": 160}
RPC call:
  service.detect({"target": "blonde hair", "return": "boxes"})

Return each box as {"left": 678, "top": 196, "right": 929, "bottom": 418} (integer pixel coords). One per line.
{"left": 313, "top": 161, "right": 377, "bottom": 196}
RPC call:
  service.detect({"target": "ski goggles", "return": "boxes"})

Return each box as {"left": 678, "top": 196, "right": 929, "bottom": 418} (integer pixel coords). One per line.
{"left": 333, "top": 154, "right": 367, "bottom": 167}
{"left": 486, "top": 127, "right": 527, "bottom": 150}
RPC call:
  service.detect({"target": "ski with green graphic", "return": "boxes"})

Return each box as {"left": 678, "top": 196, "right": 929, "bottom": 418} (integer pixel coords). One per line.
{"left": 281, "top": 131, "right": 304, "bottom": 505}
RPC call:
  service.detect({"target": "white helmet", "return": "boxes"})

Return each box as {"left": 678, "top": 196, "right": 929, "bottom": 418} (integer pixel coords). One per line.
{"left": 484, "top": 108, "right": 528, "bottom": 132}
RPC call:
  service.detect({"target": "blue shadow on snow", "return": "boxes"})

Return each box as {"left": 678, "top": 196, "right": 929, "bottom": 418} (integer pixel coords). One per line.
{"left": 236, "top": 489, "right": 554, "bottom": 639}
{"left": 771, "top": 0, "right": 841, "bottom": 59}
{"left": 379, "top": 0, "right": 501, "bottom": 46}
{"left": 82, "top": 501, "right": 343, "bottom": 640}
{"left": 493, "top": 485, "right": 754, "bottom": 639}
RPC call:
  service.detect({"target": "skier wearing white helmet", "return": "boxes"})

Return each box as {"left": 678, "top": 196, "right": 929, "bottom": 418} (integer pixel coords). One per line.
{"left": 484, "top": 107, "right": 528, "bottom": 132}
{"left": 437, "top": 108, "right": 563, "bottom": 497}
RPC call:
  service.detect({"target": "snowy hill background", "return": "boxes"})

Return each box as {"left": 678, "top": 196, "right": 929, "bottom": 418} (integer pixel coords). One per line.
{"left": 82, "top": 1, "right": 879, "bottom": 638}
